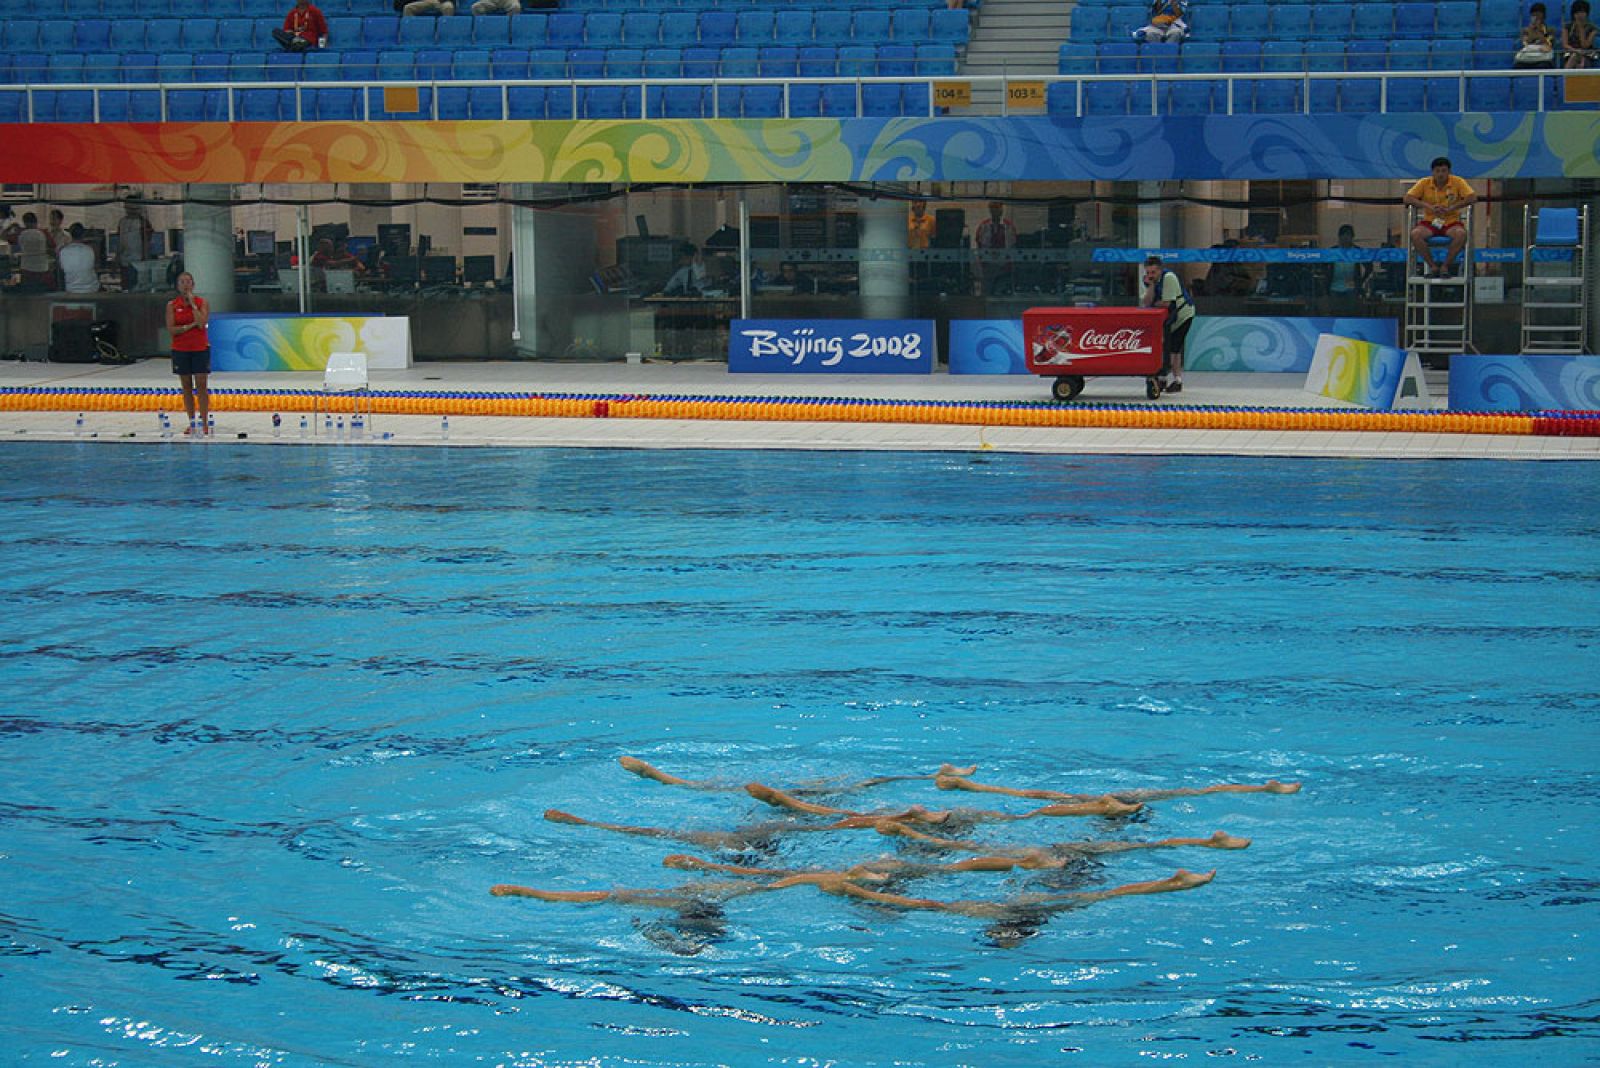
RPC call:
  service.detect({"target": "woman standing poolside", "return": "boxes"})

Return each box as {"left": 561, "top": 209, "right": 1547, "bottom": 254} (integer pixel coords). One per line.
{"left": 165, "top": 272, "right": 212, "bottom": 435}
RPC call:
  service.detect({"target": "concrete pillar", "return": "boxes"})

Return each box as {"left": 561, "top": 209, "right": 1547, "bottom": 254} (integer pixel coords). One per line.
{"left": 510, "top": 183, "right": 540, "bottom": 358}
{"left": 857, "top": 194, "right": 911, "bottom": 319}
{"left": 183, "top": 184, "right": 235, "bottom": 313}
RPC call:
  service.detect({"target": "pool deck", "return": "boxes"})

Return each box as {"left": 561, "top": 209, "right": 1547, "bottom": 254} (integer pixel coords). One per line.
{"left": 2, "top": 357, "right": 1596, "bottom": 460}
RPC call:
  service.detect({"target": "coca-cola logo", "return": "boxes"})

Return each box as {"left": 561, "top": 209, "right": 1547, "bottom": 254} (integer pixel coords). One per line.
{"left": 1077, "top": 327, "right": 1147, "bottom": 352}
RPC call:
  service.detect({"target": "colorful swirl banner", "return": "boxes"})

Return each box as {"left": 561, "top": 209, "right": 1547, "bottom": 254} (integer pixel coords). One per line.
{"left": 948, "top": 319, "right": 1027, "bottom": 375}
{"left": 1187, "top": 316, "right": 1399, "bottom": 373}
{"left": 1447, "top": 354, "right": 1600, "bottom": 411}
{"left": 2, "top": 112, "right": 1597, "bottom": 184}
{"left": 210, "top": 315, "right": 412, "bottom": 372}
{"left": 1304, "top": 333, "right": 1410, "bottom": 408}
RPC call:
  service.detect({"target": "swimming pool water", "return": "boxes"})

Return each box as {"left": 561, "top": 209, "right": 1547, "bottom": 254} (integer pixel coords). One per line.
{"left": 1, "top": 443, "right": 1596, "bottom": 1066}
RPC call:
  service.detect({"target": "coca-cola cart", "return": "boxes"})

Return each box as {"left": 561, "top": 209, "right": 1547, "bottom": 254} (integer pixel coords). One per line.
{"left": 1021, "top": 306, "right": 1169, "bottom": 401}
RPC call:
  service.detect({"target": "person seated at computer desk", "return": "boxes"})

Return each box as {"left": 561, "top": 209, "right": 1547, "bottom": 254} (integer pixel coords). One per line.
{"left": 659, "top": 245, "right": 707, "bottom": 297}
{"left": 312, "top": 237, "right": 366, "bottom": 275}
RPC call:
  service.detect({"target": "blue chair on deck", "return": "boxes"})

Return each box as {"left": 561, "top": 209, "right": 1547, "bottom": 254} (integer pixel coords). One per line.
{"left": 436, "top": 86, "right": 469, "bottom": 120}
{"left": 302, "top": 50, "right": 341, "bottom": 81}
{"left": 742, "top": 84, "right": 784, "bottom": 117}
{"left": 789, "top": 83, "right": 825, "bottom": 116}
{"left": 122, "top": 53, "right": 160, "bottom": 84}
{"left": 1466, "top": 75, "right": 1511, "bottom": 109}
{"left": 1229, "top": 4, "right": 1271, "bottom": 38}
{"left": 720, "top": 46, "right": 759, "bottom": 78}
{"left": 340, "top": 50, "right": 377, "bottom": 83}
{"left": 681, "top": 46, "right": 721, "bottom": 79}
{"left": 83, "top": 54, "right": 121, "bottom": 85}
{"left": 566, "top": 48, "right": 605, "bottom": 79}
{"left": 819, "top": 82, "right": 857, "bottom": 116}
{"left": 916, "top": 43, "right": 958, "bottom": 76}
{"left": 1261, "top": 42, "right": 1303, "bottom": 73}
{"left": 861, "top": 82, "right": 902, "bottom": 116}
{"left": 455, "top": 49, "right": 492, "bottom": 81}
{"left": 1393, "top": 3, "right": 1434, "bottom": 36}
{"left": 528, "top": 48, "right": 566, "bottom": 79}
{"left": 146, "top": 19, "right": 184, "bottom": 53}
{"left": 1084, "top": 80, "right": 1128, "bottom": 115}
{"left": 656, "top": 83, "right": 707, "bottom": 117}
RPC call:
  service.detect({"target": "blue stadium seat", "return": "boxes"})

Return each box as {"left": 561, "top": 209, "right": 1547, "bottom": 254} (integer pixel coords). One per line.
{"left": 157, "top": 53, "right": 194, "bottom": 83}
{"left": 230, "top": 52, "right": 265, "bottom": 82}
{"left": 146, "top": 19, "right": 184, "bottom": 53}
{"left": 75, "top": 19, "right": 113, "bottom": 51}
{"left": 1309, "top": 73, "right": 1340, "bottom": 111}
{"left": 643, "top": 47, "right": 681, "bottom": 78}
{"left": 605, "top": 47, "right": 643, "bottom": 78}
{"left": 742, "top": 84, "right": 783, "bottom": 117}
{"left": 436, "top": 86, "right": 469, "bottom": 119}
{"left": 454, "top": 49, "right": 491, "bottom": 80}
{"left": 1472, "top": 36, "right": 1512, "bottom": 68}
{"left": 1477, "top": 0, "right": 1520, "bottom": 35}
{"left": 1345, "top": 39, "right": 1387, "bottom": 72}
{"left": 6, "top": 22, "right": 42, "bottom": 55}
{"left": 314, "top": 86, "right": 360, "bottom": 120}
{"left": 585, "top": 12, "right": 623, "bottom": 47}
{"left": 414, "top": 48, "right": 452, "bottom": 80}
{"left": 853, "top": 10, "right": 891, "bottom": 41}
{"left": 545, "top": 85, "right": 574, "bottom": 119}
{"left": 171, "top": 0, "right": 210, "bottom": 15}
{"left": 302, "top": 50, "right": 342, "bottom": 81}
{"left": 1271, "top": 6, "right": 1314, "bottom": 39}
{"left": 759, "top": 46, "right": 799, "bottom": 78}
{"left": 817, "top": 82, "right": 856, "bottom": 116}
{"left": 181, "top": 17, "right": 219, "bottom": 52}
{"left": 83, "top": 54, "right": 121, "bottom": 84}
{"left": 736, "top": 9, "right": 776, "bottom": 42}
{"left": 929, "top": 8, "right": 969, "bottom": 45}
{"left": 1084, "top": 80, "right": 1129, "bottom": 115}
{"left": 1261, "top": 41, "right": 1303, "bottom": 72}
{"left": 654, "top": 83, "right": 707, "bottom": 117}
{"left": 546, "top": 12, "right": 585, "bottom": 47}
{"left": 111, "top": 19, "right": 147, "bottom": 51}
{"left": 100, "top": 89, "right": 162, "bottom": 122}
{"left": 798, "top": 45, "right": 837, "bottom": 75}
{"left": 1388, "top": 78, "right": 1427, "bottom": 110}
{"left": 1221, "top": 40, "right": 1263, "bottom": 73}
{"left": 468, "top": 85, "right": 501, "bottom": 120}
{"left": 1466, "top": 74, "right": 1511, "bottom": 108}
{"left": 1393, "top": 2, "right": 1433, "bottom": 35}
{"left": 473, "top": 16, "right": 510, "bottom": 46}
{"left": 47, "top": 55, "right": 84, "bottom": 84}
{"left": 327, "top": 17, "right": 361, "bottom": 47}
{"left": 578, "top": 84, "right": 637, "bottom": 118}
{"left": 217, "top": 18, "right": 255, "bottom": 50}
{"left": 720, "top": 46, "right": 758, "bottom": 77}
{"left": 891, "top": 7, "right": 930, "bottom": 40}
{"left": 789, "top": 83, "right": 824, "bottom": 116}
{"left": 340, "top": 50, "right": 378, "bottom": 83}
{"left": 1167, "top": 80, "right": 1218, "bottom": 115}
{"left": 528, "top": 48, "right": 566, "bottom": 78}
{"left": 838, "top": 44, "right": 876, "bottom": 76}
{"left": 1388, "top": 39, "right": 1432, "bottom": 70}
{"left": 660, "top": 12, "right": 699, "bottom": 47}
{"left": 1436, "top": 1, "right": 1477, "bottom": 33}
{"left": 776, "top": 10, "right": 814, "bottom": 45}
{"left": 1338, "top": 78, "right": 1380, "bottom": 111}
{"left": 1059, "top": 42, "right": 1096, "bottom": 74}
{"left": 1047, "top": 80, "right": 1079, "bottom": 115}
{"left": 377, "top": 50, "right": 415, "bottom": 81}
{"left": 136, "top": 0, "right": 171, "bottom": 14}
{"left": 1253, "top": 80, "right": 1300, "bottom": 112}
{"left": 9, "top": 54, "right": 47, "bottom": 86}
{"left": 1107, "top": 4, "right": 1145, "bottom": 40}
{"left": 168, "top": 88, "right": 226, "bottom": 121}
{"left": 0, "top": 92, "right": 21, "bottom": 124}
{"left": 1310, "top": 4, "right": 1354, "bottom": 39}
{"left": 861, "top": 82, "right": 902, "bottom": 115}
{"left": 1099, "top": 41, "right": 1138, "bottom": 74}
{"left": 266, "top": 51, "right": 302, "bottom": 82}
{"left": 816, "top": 11, "right": 854, "bottom": 45}
{"left": 1069, "top": 7, "right": 1105, "bottom": 44}
{"left": 40, "top": 21, "right": 76, "bottom": 52}
{"left": 1510, "top": 74, "right": 1543, "bottom": 109}
{"left": 491, "top": 48, "right": 529, "bottom": 80}
{"left": 1431, "top": 38, "right": 1472, "bottom": 69}
{"left": 699, "top": 10, "right": 737, "bottom": 46}
{"left": 362, "top": 16, "right": 399, "bottom": 50}
{"left": 1180, "top": 42, "right": 1222, "bottom": 72}
{"left": 622, "top": 11, "right": 659, "bottom": 46}
{"left": 509, "top": 13, "right": 547, "bottom": 46}
{"left": 878, "top": 42, "right": 916, "bottom": 76}
{"left": 1230, "top": 4, "right": 1271, "bottom": 37}
{"left": 65, "top": 0, "right": 102, "bottom": 13}
{"left": 713, "top": 84, "right": 743, "bottom": 117}
{"left": 680, "top": 45, "right": 719, "bottom": 78}
{"left": 437, "top": 16, "right": 474, "bottom": 48}
{"left": 916, "top": 42, "right": 957, "bottom": 75}
{"left": 121, "top": 53, "right": 160, "bottom": 83}
{"left": 53, "top": 91, "right": 96, "bottom": 123}
{"left": 507, "top": 85, "right": 545, "bottom": 119}
{"left": 1352, "top": 3, "right": 1394, "bottom": 38}
{"left": 1424, "top": 74, "right": 1462, "bottom": 110}
{"left": 238, "top": 86, "right": 282, "bottom": 120}
{"left": 399, "top": 17, "right": 434, "bottom": 49}
{"left": 567, "top": 47, "right": 604, "bottom": 78}
{"left": 1141, "top": 41, "right": 1181, "bottom": 73}
{"left": 1211, "top": 78, "right": 1249, "bottom": 111}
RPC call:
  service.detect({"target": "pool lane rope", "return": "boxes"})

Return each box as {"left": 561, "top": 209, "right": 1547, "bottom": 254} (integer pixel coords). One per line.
{"left": 2, "top": 386, "right": 1597, "bottom": 437}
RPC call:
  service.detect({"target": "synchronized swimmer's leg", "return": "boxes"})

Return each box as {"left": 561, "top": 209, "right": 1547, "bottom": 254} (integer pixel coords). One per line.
{"left": 543, "top": 808, "right": 791, "bottom": 852}
{"left": 819, "top": 868, "right": 1216, "bottom": 918}
{"left": 620, "top": 756, "right": 979, "bottom": 796}
{"left": 935, "top": 773, "right": 1301, "bottom": 804}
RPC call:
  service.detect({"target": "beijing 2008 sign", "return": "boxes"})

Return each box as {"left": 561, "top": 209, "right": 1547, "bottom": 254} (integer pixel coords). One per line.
{"left": 728, "top": 320, "right": 935, "bottom": 375}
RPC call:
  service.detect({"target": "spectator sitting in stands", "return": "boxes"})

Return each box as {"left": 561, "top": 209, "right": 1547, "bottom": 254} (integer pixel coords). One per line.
{"left": 1565, "top": 0, "right": 1597, "bottom": 66}
{"left": 403, "top": 0, "right": 456, "bottom": 14}
{"left": 1133, "top": 0, "right": 1189, "bottom": 43}
{"left": 471, "top": 0, "right": 520, "bottom": 12}
{"left": 272, "top": 0, "right": 328, "bottom": 51}
{"left": 1516, "top": 3, "right": 1558, "bottom": 66}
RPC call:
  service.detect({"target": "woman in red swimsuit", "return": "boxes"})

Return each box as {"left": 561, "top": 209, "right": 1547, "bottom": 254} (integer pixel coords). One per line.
{"left": 165, "top": 271, "right": 212, "bottom": 435}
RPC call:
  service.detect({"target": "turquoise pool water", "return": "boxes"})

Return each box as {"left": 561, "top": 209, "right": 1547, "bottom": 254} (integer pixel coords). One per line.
{"left": 1, "top": 443, "right": 1596, "bottom": 1066}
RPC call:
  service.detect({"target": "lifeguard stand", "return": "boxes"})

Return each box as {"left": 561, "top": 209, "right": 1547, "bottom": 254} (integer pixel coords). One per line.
{"left": 1520, "top": 205, "right": 1589, "bottom": 354}
{"left": 1404, "top": 206, "right": 1474, "bottom": 362}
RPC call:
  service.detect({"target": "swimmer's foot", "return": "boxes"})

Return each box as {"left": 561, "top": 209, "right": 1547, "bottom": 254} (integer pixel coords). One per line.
{"left": 937, "top": 764, "right": 978, "bottom": 777}
{"left": 1263, "top": 779, "right": 1302, "bottom": 794}
{"left": 544, "top": 808, "right": 586, "bottom": 825}
{"left": 490, "top": 884, "right": 609, "bottom": 902}
{"left": 1203, "top": 831, "right": 1251, "bottom": 850}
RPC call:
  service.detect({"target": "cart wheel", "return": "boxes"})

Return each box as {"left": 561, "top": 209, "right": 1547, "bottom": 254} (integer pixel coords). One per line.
{"left": 1052, "top": 375, "right": 1085, "bottom": 402}
{"left": 1146, "top": 376, "right": 1163, "bottom": 400}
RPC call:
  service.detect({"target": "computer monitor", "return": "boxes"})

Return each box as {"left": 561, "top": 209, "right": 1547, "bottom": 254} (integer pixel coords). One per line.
{"left": 387, "top": 255, "right": 419, "bottom": 284}
{"left": 421, "top": 255, "right": 456, "bottom": 284}
{"left": 324, "top": 269, "right": 357, "bottom": 294}
{"left": 168, "top": 228, "right": 183, "bottom": 254}
{"left": 346, "top": 235, "right": 376, "bottom": 262}
{"left": 417, "top": 234, "right": 432, "bottom": 258}
{"left": 148, "top": 232, "right": 165, "bottom": 258}
{"left": 378, "top": 223, "right": 411, "bottom": 258}
{"left": 247, "top": 230, "right": 275, "bottom": 256}
{"left": 462, "top": 255, "right": 496, "bottom": 285}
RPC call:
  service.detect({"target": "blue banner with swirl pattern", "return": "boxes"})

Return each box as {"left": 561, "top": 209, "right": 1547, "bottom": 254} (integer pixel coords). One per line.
{"left": 948, "top": 320, "right": 1027, "bottom": 374}
{"left": 1447, "top": 355, "right": 1600, "bottom": 411}
{"left": 1186, "top": 317, "right": 1399, "bottom": 372}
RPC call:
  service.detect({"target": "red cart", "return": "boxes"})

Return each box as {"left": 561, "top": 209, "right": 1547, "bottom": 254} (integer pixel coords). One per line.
{"left": 1022, "top": 306, "right": 1169, "bottom": 401}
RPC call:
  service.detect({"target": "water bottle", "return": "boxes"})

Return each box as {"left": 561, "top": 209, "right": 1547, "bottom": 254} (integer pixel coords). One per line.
{"left": 324, "top": 413, "right": 333, "bottom": 435}
{"left": 272, "top": 413, "right": 282, "bottom": 438}
{"left": 336, "top": 416, "right": 345, "bottom": 440}
{"left": 441, "top": 415, "right": 450, "bottom": 440}
{"left": 352, "top": 415, "right": 364, "bottom": 440}
{"left": 206, "top": 414, "right": 215, "bottom": 436}
{"left": 159, "top": 411, "right": 172, "bottom": 440}
{"left": 299, "top": 415, "right": 309, "bottom": 439}
{"left": 74, "top": 413, "right": 84, "bottom": 438}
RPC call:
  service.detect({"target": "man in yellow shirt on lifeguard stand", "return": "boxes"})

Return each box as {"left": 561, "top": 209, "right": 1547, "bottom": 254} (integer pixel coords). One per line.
{"left": 1403, "top": 156, "right": 1478, "bottom": 279}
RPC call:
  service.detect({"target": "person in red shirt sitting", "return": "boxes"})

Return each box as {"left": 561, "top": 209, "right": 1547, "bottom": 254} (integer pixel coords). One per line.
{"left": 272, "top": 0, "right": 328, "bottom": 52}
